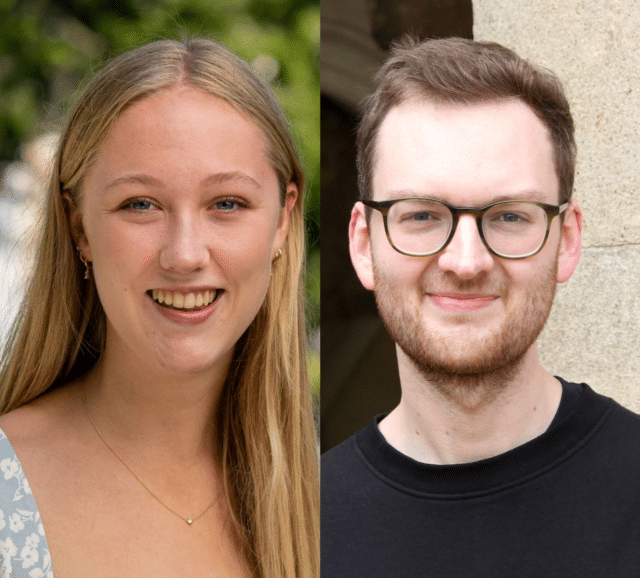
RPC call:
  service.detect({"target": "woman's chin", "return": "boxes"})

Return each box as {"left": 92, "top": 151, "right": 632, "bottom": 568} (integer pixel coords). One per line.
{"left": 153, "top": 356, "right": 223, "bottom": 378}
{"left": 152, "top": 345, "right": 234, "bottom": 378}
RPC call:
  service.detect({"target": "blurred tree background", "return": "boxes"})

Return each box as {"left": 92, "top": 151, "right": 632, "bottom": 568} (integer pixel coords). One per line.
{"left": 0, "top": 0, "right": 319, "bottom": 388}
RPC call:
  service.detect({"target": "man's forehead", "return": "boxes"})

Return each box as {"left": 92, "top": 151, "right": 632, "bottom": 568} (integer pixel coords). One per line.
{"left": 376, "top": 96, "right": 545, "bottom": 142}
{"left": 371, "top": 97, "right": 558, "bottom": 204}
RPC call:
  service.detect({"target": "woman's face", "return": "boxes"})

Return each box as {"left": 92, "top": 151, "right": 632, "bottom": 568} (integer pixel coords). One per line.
{"left": 74, "top": 85, "right": 295, "bottom": 377}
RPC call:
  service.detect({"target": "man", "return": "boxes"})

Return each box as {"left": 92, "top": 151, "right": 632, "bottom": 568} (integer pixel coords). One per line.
{"left": 321, "top": 38, "right": 640, "bottom": 577}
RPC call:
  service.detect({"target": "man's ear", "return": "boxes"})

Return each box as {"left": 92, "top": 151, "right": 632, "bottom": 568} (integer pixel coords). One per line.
{"left": 349, "top": 202, "right": 375, "bottom": 290}
{"left": 273, "top": 183, "right": 297, "bottom": 259}
{"left": 63, "top": 192, "right": 92, "bottom": 261}
{"left": 557, "top": 200, "right": 582, "bottom": 283}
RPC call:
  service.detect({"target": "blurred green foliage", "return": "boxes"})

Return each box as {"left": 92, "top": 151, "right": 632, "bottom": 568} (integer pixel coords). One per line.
{"left": 0, "top": 0, "right": 320, "bottom": 329}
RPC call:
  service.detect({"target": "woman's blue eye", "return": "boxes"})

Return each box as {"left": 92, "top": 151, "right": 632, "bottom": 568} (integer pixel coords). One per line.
{"left": 129, "top": 199, "right": 154, "bottom": 211}
{"left": 215, "top": 199, "right": 238, "bottom": 211}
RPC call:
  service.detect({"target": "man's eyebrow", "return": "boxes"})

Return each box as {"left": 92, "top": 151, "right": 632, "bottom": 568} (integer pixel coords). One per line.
{"left": 104, "top": 171, "right": 261, "bottom": 191}
{"left": 381, "top": 189, "right": 551, "bottom": 203}
{"left": 489, "top": 190, "right": 550, "bottom": 203}
{"left": 382, "top": 189, "right": 425, "bottom": 200}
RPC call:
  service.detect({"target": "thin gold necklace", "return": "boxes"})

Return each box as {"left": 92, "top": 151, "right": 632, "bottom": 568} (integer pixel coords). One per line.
{"left": 82, "top": 387, "right": 216, "bottom": 525}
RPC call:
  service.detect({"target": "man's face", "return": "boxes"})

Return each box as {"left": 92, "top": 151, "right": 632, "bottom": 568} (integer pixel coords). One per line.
{"left": 349, "top": 98, "right": 582, "bottom": 382}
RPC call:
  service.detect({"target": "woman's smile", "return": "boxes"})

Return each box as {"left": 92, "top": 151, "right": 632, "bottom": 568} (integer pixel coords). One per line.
{"left": 149, "top": 290, "right": 223, "bottom": 325}
{"left": 147, "top": 287, "right": 224, "bottom": 326}
{"left": 149, "top": 288, "right": 220, "bottom": 311}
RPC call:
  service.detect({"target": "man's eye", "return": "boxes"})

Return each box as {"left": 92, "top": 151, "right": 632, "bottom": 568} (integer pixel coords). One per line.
{"left": 398, "top": 212, "right": 437, "bottom": 223}
{"left": 410, "top": 212, "right": 435, "bottom": 221}
{"left": 496, "top": 212, "right": 524, "bottom": 223}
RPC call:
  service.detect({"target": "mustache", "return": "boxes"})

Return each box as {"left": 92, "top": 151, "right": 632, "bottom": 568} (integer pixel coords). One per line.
{"left": 421, "top": 273, "right": 507, "bottom": 296}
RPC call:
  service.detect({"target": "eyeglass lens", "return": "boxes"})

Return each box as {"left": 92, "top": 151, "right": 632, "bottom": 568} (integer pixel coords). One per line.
{"left": 386, "top": 200, "right": 549, "bottom": 257}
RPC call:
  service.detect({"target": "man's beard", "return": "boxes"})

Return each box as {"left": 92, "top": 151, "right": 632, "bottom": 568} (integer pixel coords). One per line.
{"left": 373, "top": 258, "right": 558, "bottom": 408}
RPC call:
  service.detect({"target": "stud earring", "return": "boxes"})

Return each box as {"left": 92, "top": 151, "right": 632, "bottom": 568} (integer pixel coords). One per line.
{"left": 273, "top": 248, "right": 283, "bottom": 262}
{"left": 76, "top": 247, "right": 91, "bottom": 280}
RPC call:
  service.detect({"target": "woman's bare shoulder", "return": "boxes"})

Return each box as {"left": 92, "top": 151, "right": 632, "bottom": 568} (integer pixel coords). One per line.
{"left": 0, "top": 382, "right": 83, "bottom": 451}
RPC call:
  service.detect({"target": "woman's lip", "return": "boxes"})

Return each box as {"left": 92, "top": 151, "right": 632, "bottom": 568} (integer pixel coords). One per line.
{"left": 147, "top": 287, "right": 220, "bottom": 310}
{"left": 429, "top": 293, "right": 498, "bottom": 312}
{"left": 148, "top": 291, "right": 221, "bottom": 325}
{"left": 148, "top": 286, "right": 219, "bottom": 293}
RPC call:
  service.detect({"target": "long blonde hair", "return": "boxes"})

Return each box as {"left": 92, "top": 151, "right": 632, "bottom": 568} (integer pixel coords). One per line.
{"left": 0, "top": 39, "right": 318, "bottom": 578}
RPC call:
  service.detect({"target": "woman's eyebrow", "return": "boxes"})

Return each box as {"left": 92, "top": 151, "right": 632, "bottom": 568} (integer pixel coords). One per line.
{"left": 201, "top": 170, "right": 261, "bottom": 189}
{"left": 104, "top": 173, "right": 164, "bottom": 190}
{"left": 104, "top": 170, "right": 261, "bottom": 191}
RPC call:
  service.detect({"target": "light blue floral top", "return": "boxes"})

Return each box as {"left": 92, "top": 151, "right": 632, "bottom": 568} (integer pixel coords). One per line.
{"left": 0, "top": 428, "right": 53, "bottom": 577}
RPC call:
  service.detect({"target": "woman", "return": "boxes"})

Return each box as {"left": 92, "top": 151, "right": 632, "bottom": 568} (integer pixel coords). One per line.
{"left": 0, "top": 39, "right": 318, "bottom": 577}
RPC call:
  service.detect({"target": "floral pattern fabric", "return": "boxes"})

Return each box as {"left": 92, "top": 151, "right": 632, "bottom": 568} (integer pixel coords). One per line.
{"left": 0, "top": 428, "right": 52, "bottom": 578}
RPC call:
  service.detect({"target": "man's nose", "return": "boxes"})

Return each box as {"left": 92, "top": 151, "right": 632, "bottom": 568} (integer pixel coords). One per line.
{"left": 159, "top": 215, "right": 210, "bottom": 274}
{"left": 437, "top": 215, "right": 494, "bottom": 279}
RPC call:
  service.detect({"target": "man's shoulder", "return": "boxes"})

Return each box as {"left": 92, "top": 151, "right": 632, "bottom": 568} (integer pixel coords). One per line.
{"left": 560, "top": 381, "right": 640, "bottom": 475}
{"left": 557, "top": 378, "right": 640, "bottom": 424}
{"left": 591, "top": 386, "right": 640, "bottom": 448}
{"left": 321, "top": 420, "right": 387, "bottom": 497}
{"left": 322, "top": 430, "right": 363, "bottom": 482}
{"left": 582, "top": 381, "right": 640, "bottom": 430}
{"left": 609, "top": 396, "right": 640, "bottom": 426}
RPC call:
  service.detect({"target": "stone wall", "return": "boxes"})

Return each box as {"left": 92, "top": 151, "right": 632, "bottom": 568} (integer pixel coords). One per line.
{"left": 475, "top": 0, "right": 640, "bottom": 411}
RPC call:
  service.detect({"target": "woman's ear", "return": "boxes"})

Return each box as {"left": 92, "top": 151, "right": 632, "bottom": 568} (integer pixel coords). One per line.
{"left": 556, "top": 200, "right": 582, "bottom": 283}
{"left": 273, "top": 183, "right": 298, "bottom": 259}
{"left": 63, "top": 192, "right": 91, "bottom": 260}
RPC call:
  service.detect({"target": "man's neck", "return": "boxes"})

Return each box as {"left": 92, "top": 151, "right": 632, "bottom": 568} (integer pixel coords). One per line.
{"left": 378, "top": 344, "right": 562, "bottom": 465}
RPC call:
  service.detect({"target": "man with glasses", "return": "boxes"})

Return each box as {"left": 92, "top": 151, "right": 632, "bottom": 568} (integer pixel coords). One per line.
{"left": 322, "top": 38, "right": 640, "bottom": 577}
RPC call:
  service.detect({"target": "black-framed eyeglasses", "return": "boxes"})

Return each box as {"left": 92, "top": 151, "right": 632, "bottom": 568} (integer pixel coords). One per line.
{"left": 362, "top": 198, "right": 569, "bottom": 259}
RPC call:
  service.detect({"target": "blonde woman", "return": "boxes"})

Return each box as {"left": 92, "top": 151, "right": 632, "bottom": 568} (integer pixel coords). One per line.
{"left": 0, "top": 39, "right": 318, "bottom": 577}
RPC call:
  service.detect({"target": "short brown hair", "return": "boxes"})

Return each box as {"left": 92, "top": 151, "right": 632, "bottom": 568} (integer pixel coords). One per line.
{"left": 357, "top": 37, "right": 575, "bottom": 203}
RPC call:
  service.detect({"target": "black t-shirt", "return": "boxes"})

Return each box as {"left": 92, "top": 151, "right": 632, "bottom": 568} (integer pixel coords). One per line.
{"left": 321, "top": 379, "right": 640, "bottom": 577}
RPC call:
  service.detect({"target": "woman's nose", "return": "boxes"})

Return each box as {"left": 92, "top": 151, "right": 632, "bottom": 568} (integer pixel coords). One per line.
{"left": 159, "top": 216, "right": 210, "bottom": 274}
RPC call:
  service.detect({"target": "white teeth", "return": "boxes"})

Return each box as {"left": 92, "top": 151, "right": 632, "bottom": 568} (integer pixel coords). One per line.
{"left": 150, "top": 290, "right": 217, "bottom": 310}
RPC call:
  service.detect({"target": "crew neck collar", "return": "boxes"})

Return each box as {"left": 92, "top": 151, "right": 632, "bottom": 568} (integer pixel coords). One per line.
{"left": 354, "top": 379, "right": 613, "bottom": 498}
